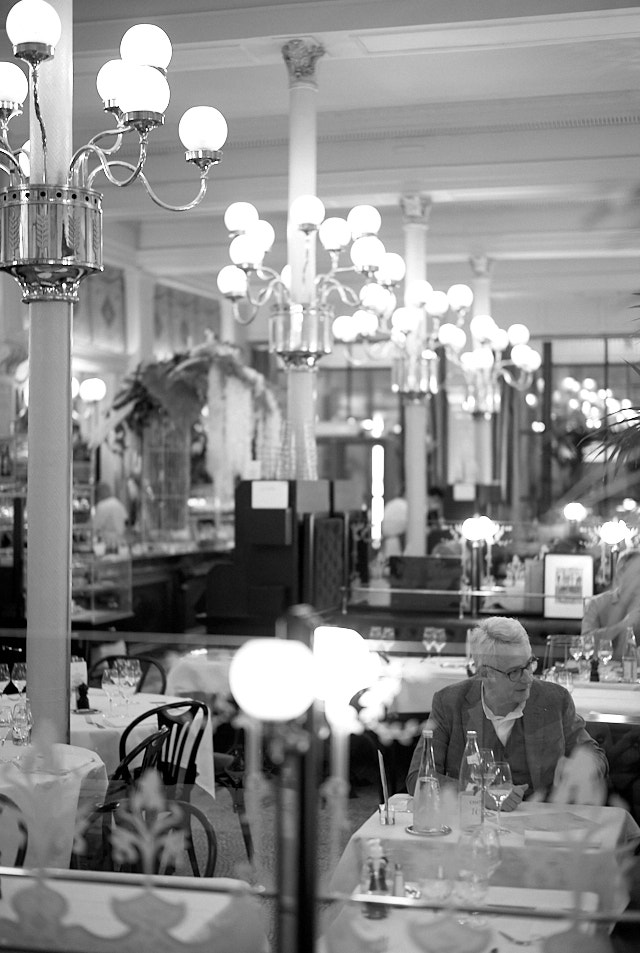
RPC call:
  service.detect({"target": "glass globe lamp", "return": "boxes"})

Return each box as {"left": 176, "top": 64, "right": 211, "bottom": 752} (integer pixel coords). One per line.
{"left": 350, "top": 235, "right": 385, "bottom": 273}
{"left": 120, "top": 23, "right": 173, "bottom": 71}
{"left": 290, "top": 194, "right": 325, "bottom": 232}
{"left": 347, "top": 204, "right": 381, "bottom": 239}
{"left": 224, "top": 202, "right": 259, "bottom": 235}
{"left": 229, "top": 638, "right": 316, "bottom": 722}
{"left": 118, "top": 64, "right": 170, "bottom": 115}
{"left": 404, "top": 279, "right": 434, "bottom": 308}
{"left": 447, "top": 283, "right": 473, "bottom": 313}
{"left": 318, "top": 217, "right": 351, "bottom": 252}
{"left": 178, "top": 106, "right": 228, "bottom": 152}
{"left": 0, "top": 62, "right": 27, "bottom": 105}
{"left": 6, "top": 0, "right": 62, "bottom": 50}
{"left": 217, "top": 264, "right": 248, "bottom": 299}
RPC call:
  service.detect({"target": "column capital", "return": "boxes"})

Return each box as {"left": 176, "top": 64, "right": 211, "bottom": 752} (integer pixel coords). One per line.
{"left": 400, "top": 193, "right": 432, "bottom": 225}
{"left": 469, "top": 254, "right": 493, "bottom": 278}
{"left": 282, "top": 38, "right": 325, "bottom": 88}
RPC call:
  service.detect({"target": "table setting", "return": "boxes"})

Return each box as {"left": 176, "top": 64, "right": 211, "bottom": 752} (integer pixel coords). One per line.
{"left": 69, "top": 685, "right": 216, "bottom": 797}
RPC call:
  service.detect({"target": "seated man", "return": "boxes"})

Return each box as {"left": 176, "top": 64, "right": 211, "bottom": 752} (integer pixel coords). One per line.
{"left": 582, "top": 546, "right": 640, "bottom": 661}
{"left": 406, "top": 616, "right": 608, "bottom": 808}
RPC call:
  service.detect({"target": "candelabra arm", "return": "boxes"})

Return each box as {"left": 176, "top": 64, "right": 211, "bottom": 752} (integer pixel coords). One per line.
{"left": 0, "top": 148, "right": 26, "bottom": 182}
{"left": 499, "top": 362, "right": 533, "bottom": 392}
{"left": 316, "top": 273, "right": 360, "bottom": 308}
{"left": 68, "top": 126, "right": 127, "bottom": 185}
{"left": 84, "top": 141, "right": 148, "bottom": 191}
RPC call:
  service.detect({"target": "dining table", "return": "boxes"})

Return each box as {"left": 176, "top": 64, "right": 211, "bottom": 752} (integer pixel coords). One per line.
{"left": 324, "top": 793, "right": 640, "bottom": 953}
{"left": 69, "top": 689, "right": 216, "bottom": 798}
{"left": 0, "top": 740, "right": 107, "bottom": 868}
{"left": 0, "top": 869, "right": 269, "bottom": 953}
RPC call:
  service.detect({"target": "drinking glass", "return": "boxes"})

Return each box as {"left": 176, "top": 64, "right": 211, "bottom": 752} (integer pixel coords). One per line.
{"left": 569, "top": 636, "right": 584, "bottom": 663}
{"left": 485, "top": 761, "right": 513, "bottom": 834}
{"left": 582, "top": 634, "right": 595, "bottom": 661}
{"left": 101, "top": 668, "right": 118, "bottom": 710}
{"left": 556, "top": 670, "right": 574, "bottom": 693}
{"left": 455, "top": 826, "right": 501, "bottom": 923}
{"left": 598, "top": 637, "right": 614, "bottom": 678}
{"left": 0, "top": 663, "right": 9, "bottom": 694}
{"left": 0, "top": 705, "right": 12, "bottom": 748}
{"left": 11, "top": 701, "right": 32, "bottom": 745}
{"left": 118, "top": 660, "right": 138, "bottom": 707}
{"left": 12, "top": 662, "right": 27, "bottom": 695}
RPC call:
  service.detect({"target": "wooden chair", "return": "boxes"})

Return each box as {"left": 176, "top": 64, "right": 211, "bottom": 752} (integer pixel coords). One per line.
{"left": 88, "top": 655, "right": 167, "bottom": 694}
{"left": 76, "top": 794, "right": 217, "bottom": 877}
{"left": 119, "top": 699, "right": 209, "bottom": 802}
{"left": 0, "top": 793, "right": 28, "bottom": 871}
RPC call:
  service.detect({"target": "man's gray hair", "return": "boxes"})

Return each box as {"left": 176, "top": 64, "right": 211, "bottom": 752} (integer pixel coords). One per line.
{"left": 615, "top": 547, "right": 640, "bottom": 574}
{"left": 470, "top": 616, "right": 531, "bottom": 668}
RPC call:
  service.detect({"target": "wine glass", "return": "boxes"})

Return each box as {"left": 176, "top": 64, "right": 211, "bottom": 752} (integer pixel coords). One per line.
{"left": 101, "top": 668, "right": 118, "bottom": 711}
{"left": 12, "top": 662, "right": 27, "bottom": 695}
{"left": 118, "top": 660, "right": 138, "bottom": 708}
{"left": 0, "top": 663, "right": 10, "bottom": 695}
{"left": 569, "top": 636, "right": 584, "bottom": 663}
{"left": 556, "top": 670, "right": 574, "bottom": 693}
{"left": 582, "top": 634, "right": 595, "bottom": 661}
{"left": 485, "top": 761, "right": 513, "bottom": 834}
{"left": 0, "top": 705, "right": 12, "bottom": 750}
{"left": 432, "top": 630, "right": 447, "bottom": 655}
{"left": 598, "top": 637, "right": 614, "bottom": 679}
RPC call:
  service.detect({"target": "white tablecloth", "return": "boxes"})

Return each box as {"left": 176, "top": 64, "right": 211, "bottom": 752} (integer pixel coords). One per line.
{"left": 0, "top": 742, "right": 107, "bottom": 868}
{"left": 0, "top": 872, "right": 269, "bottom": 953}
{"left": 329, "top": 796, "right": 640, "bottom": 914}
{"left": 70, "top": 690, "right": 216, "bottom": 798}
{"left": 166, "top": 650, "right": 233, "bottom": 701}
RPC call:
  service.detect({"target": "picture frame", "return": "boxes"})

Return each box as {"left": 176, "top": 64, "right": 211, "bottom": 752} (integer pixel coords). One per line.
{"left": 543, "top": 553, "right": 594, "bottom": 619}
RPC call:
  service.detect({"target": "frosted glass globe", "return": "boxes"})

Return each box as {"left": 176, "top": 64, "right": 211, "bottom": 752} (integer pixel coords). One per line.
{"left": 224, "top": 202, "right": 259, "bottom": 234}
{"left": 491, "top": 327, "right": 509, "bottom": 352}
{"left": 314, "top": 626, "right": 376, "bottom": 705}
{"left": 507, "top": 323, "right": 530, "bottom": 346}
{"left": 391, "top": 306, "right": 421, "bottom": 334}
{"left": 469, "top": 313, "right": 497, "bottom": 341}
{"left": 352, "top": 309, "right": 379, "bottom": 338}
{"left": 96, "top": 60, "right": 129, "bottom": 105}
{"left": 405, "top": 279, "right": 434, "bottom": 308}
{"left": 461, "top": 516, "right": 495, "bottom": 542}
{"left": 563, "top": 502, "right": 587, "bottom": 522}
{"left": 279, "top": 264, "right": 292, "bottom": 290}
{"left": 359, "top": 282, "right": 393, "bottom": 316}
{"left": 375, "top": 252, "right": 406, "bottom": 286}
{"left": 229, "top": 233, "right": 264, "bottom": 268}
{"left": 511, "top": 343, "right": 541, "bottom": 372}
{"left": 289, "top": 194, "right": 325, "bottom": 230}
{"left": 599, "top": 520, "right": 627, "bottom": 545}
{"left": 438, "top": 322, "right": 466, "bottom": 350}
{"left": 0, "top": 62, "right": 27, "bottom": 104}
{"left": 347, "top": 204, "right": 381, "bottom": 238}
{"left": 71, "top": 377, "right": 79, "bottom": 400}
{"left": 447, "top": 283, "right": 473, "bottom": 312}
{"left": 229, "top": 638, "right": 315, "bottom": 722}
{"left": 243, "top": 219, "right": 275, "bottom": 254}
{"left": 120, "top": 24, "right": 172, "bottom": 70}
{"left": 217, "top": 265, "right": 248, "bottom": 298}
{"left": 350, "top": 235, "right": 385, "bottom": 272}
{"left": 425, "top": 290, "right": 449, "bottom": 317}
{"left": 118, "top": 64, "right": 170, "bottom": 114}
{"left": 332, "top": 314, "right": 357, "bottom": 343}
{"left": 6, "top": 0, "right": 62, "bottom": 48}
{"left": 461, "top": 346, "right": 494, "bottom": 371}
{"left": 318, "top": 216, "right": 350, "bottom": 251}
{"left": 178, "top": 106, "right": 227, "bottom": 151}
{"left": 79, "top": 377, "right": 107, "bottom": 403}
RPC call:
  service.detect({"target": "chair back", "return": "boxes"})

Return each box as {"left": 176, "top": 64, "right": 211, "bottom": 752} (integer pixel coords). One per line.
{"left": 0, "top": 792, "right": 28, "bottom": 867}
{"left": 109, "top": 725, "right": 170, "bottom": 797}
{"left": 88, "top": 655, "right": 167, "bottom": 694}
{"left": 119, "top": 700, "right": 209, "bottom": 801}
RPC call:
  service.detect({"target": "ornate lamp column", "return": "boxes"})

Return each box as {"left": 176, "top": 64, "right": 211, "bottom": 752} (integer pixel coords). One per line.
{"left": 270, "top": 39, "right": 328, "bottom": 479}
{"left": 399, "top": 194, "right": 431, "bottom": 555}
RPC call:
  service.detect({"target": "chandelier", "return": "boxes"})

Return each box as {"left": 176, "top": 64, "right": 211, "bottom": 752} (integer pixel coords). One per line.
{"left": 0, "top": 0, "right": 227, "bottom": 303}
{"left": 216, "top": 196, "right": 406, "bottom": 366}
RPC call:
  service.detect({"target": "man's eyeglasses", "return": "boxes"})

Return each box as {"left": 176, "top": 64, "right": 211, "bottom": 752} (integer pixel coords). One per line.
{"left": 483, "top": 657, "right": 538, "bottom": 682}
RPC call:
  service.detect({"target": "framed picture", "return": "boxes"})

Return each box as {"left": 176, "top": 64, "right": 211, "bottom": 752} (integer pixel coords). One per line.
{"left": 543, "top": 553, "right": 594, "bottom": 619}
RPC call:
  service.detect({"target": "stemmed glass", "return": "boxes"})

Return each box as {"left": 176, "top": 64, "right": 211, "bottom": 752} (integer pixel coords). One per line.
{"left": 582, "top": 634, "right": 595, "bottom": 662}
{"left": 0, "top": 705, "right": 12, "bottom": 751}
{"left": 117, "top": 660, "right": 138, "bottom": 708}
{"left": 569, "top": 636, "right": 583, "bottom": 663}
{"left": 11, "top": 663, "right": 27, "bottom": 695}
{"left": 598, "top": 637, "right": 614, "bottom": 679}
{"left": 0, "top": 663, "right": 10, "bottom": 695}
{"left": 11, "top": 700, "right": 32, "bottom": 745}
{"left": 101, "top": 668, "right": 119, "bottom": 711}
{"left": 485, "top": 761, "right": 513, "bottom": 834}
{"left": 455, "top": 825, "right": 501, "bottom": 923}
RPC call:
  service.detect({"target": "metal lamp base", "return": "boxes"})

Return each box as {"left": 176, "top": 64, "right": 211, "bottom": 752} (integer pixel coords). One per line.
{"left": 0, "top": 184, "right": 103, "bottom": 303}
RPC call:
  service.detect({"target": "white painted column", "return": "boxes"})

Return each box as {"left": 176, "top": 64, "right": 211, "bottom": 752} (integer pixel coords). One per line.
{"left": 125, "top": 268, "right": 155, "bottom": 370}
{"left": 282, "top": 40, "right": 324, "bottom": 478}
{"left": 470, "top": 255, "right": 494, "bottom": 488}
{"left": 26, "top": 0, "right": 73, "bottom": 742}
{"left": 401, "top": 195, "right": 430, "bottom": 556}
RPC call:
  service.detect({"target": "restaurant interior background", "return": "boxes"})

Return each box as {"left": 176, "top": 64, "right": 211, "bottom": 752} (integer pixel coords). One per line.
{"left": 2, "top": 1, "right": 640, "bottom": 951}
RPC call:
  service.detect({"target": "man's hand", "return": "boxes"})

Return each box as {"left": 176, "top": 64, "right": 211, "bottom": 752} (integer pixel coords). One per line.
{"left": 485, "top": 783, "right": 528, "bottom": 813}
{"left": 551, "top": 749, "right": 606, "bottom": 805}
